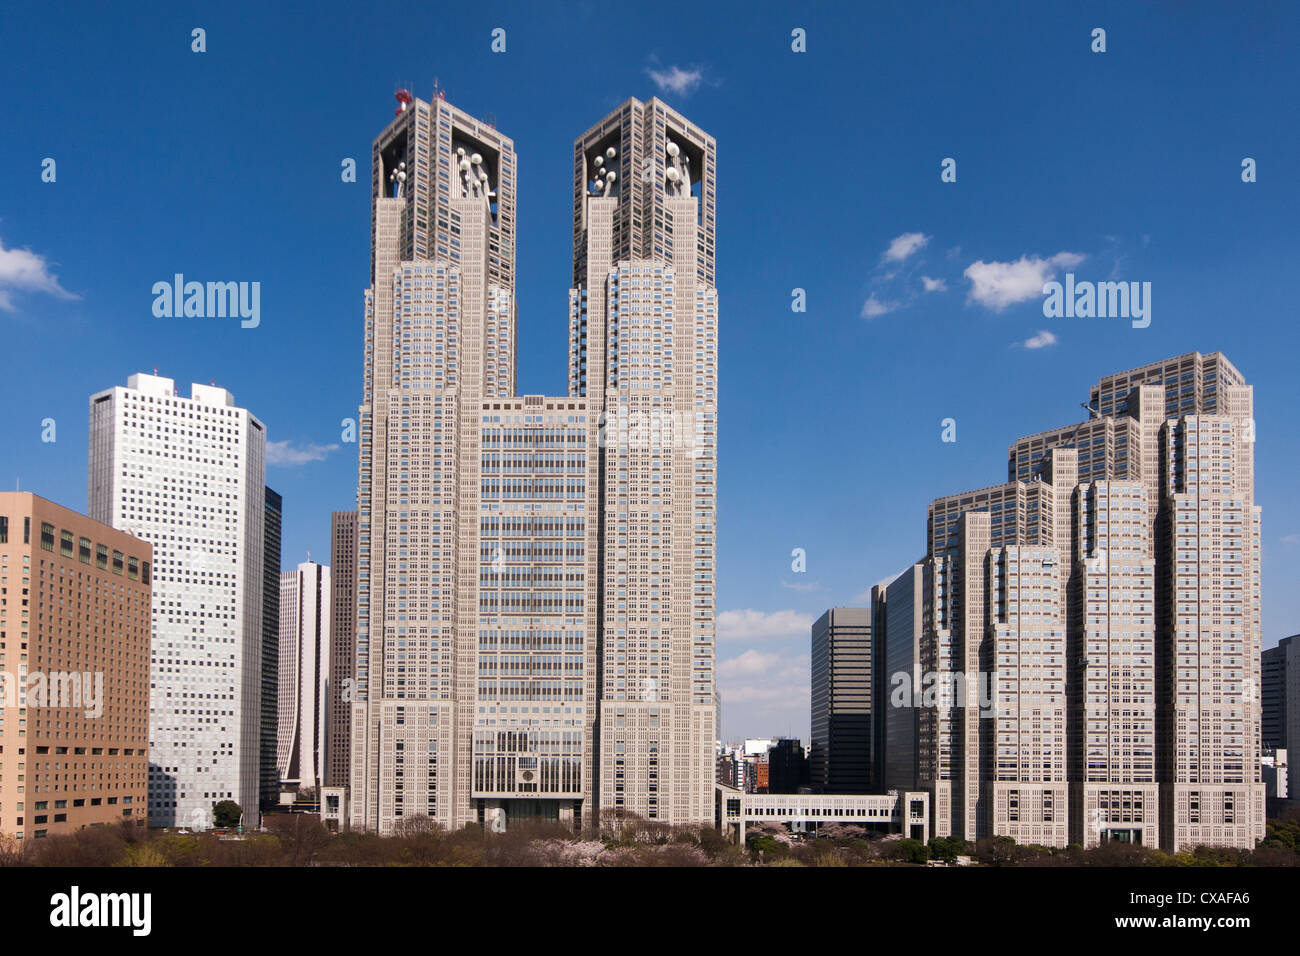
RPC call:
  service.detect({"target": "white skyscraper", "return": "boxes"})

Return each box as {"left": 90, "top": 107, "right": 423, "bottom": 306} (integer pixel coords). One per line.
{"left": 89, "top": 372, "right": 266, "bottom": 827}
{"left": 278, "top": 561, "right": 331, "bottom": 795}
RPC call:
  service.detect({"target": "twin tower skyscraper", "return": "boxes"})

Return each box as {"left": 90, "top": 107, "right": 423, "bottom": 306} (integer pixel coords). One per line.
{"left": 344, "top": 93, "right": 719, "bottom": 833}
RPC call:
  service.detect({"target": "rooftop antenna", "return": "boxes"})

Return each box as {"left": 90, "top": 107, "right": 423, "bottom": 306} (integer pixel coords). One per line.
{"left": 432, "top": 76, "right": 446, "bottom": 101}
{"left": 487, "top": 112, "right": 497, "bottom": 129}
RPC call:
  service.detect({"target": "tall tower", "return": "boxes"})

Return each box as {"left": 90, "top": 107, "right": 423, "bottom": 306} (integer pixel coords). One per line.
{"left": 327, "top": 511, "right": 357, "bottom": 788}
{"left": 261, "top": 487, "right": 282, "bottom": 811}
{"left": 918, "top": 352, "right": 1263, "bottom": 852}
{"left": 571, "top": 97, "right": 716, "bottom": 293}
{"left": 350, "top": 91, "right": 717, "bottom": 834}
{"left": 809, "top": 608, "right": 874, "bottom": 793}
{"left": 88, "top": 373, "right": 266, "bottom": 827}
{"left": 572, "top": 97, "right": 719, "bottom": 826}
{"left": 278, "top": 561, "right": 331, "bottom": 795}
{"left": 351, "top": 92, "right": 518, "bottom": 833}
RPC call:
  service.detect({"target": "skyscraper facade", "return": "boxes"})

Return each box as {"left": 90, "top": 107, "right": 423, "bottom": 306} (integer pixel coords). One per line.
{"left": 572, "top": 98, "right": 718, "bottom": 826}
{"left": 918, "top": 352, "right": 1263, "bottom": 852}
{"left": 873, "top": 564, "right": 923, "bottom": 792}
{"left": 327, "top": 510, "right": 357, "bottom": 788}
{"left": 809, "top": 608, "right": 874, "bottom": 793}
{"left": 1262, "top": 635, "right": 1299, "bottom": 757}
{"left": 89, "top": 372, "right": 267, "bottom": 827}
{"left": 277, "top": 561, "right": 330, "bottom": 794}
{"left": 261, "top": 487, "right": 282, "bottom": 810}
{"left": 0, "top": 493, "right": 152, "bottom": 840}
{"left": 347, "top": 92, "right": 717, "bottom": 834}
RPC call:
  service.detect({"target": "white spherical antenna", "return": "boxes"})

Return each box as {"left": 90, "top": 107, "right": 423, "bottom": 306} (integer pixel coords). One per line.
{"left": 666, "top": 168, "right": 679, "bottom": 181}
{"left": 397, "top": 171, "right": 406, "bottom": 181}
{"left": 456, "top": 147, "right": 466, "bottom": 156}
{"left": 606, "top": 170, "right": 616, "bottom": 182}
{"left": 605, "top": 147, "right": 616, "bottom": 159}
{"left": 593, "top": 156, "right": 603, "bottom": 168}
{"left": 666, "top": 142, "right": 680, "bottom": 157}
{"left": 471, "top": 152, "right": 483, "bottom": 164}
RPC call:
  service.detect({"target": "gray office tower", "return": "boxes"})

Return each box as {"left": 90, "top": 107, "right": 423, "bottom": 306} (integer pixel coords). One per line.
{"left": 261, "top": 488, "right": 282, "bottom": 811}
{"left": 1263, "top": 635, "right": 1298, "bottom": 754}
{"left": 810, "top": 608, "right": 874, "bottom": 793}
{"left": 872, "top": 564, "right": 924, "bottom": 791}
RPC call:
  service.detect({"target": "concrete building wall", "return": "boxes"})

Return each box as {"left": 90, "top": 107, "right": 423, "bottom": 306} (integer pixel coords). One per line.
{"left": 88, "top": 373, "right": 265, "bottom": 828}
{"left": 0, "top": 494, "right": 151, "bottom": 840}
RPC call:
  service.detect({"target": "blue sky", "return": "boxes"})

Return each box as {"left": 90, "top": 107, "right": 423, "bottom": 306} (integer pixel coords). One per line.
{"left": 2, "top": 1, "right": 1298, "bottom": 742}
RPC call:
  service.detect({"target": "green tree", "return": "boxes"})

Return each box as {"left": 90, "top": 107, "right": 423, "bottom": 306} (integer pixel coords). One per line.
{"left": 212, "top": 800, "right": 242, "bottom": 829}
{"left": 888, "top": 838, "right": 930, "bottom": 864}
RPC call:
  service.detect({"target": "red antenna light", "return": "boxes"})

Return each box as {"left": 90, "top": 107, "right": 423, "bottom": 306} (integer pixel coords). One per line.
{"left": 395, "top": 89, "right": 413, "bottom": 117}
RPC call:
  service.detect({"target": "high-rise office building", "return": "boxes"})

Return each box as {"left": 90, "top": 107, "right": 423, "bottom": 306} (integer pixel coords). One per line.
{"left": 89, "top": 372, "right": 267, "bottom": 827}
{"left": 347, "top": 92, "right": 717, "bottom": 833}
{"left": 873, "top": 564, "right": 923, "bottom": 792}
{"left": 573, "top": 98, "right": 719, "bottom": 828}
{"left": 1262, "top": 635, "right": 1296, "bottom": 753}
{"left": 810, "top": 608, "right": 874, "bottom": 793}
{"left": 767, "top": 738, "right": 809, "bottom": 794}
{"left": 327, "top": 511, "right": 357, "bottom": 788}
{"left": 1263, "top": 634, "right": 1294, "bottom": 754}
{"left": 0, "top": 493, "right": 151, "bottom": 840}
{"left": 261, "top": 487, "right": 282, "bottom": 810}
{"left": 919, "top": 352, "right": 1263, "bottom": 852}
{"left": 278, "top": 561, "right": 330, "bottom": 794}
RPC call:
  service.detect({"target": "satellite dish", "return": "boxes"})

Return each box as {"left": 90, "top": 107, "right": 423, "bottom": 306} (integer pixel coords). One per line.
{"left": 666, "top": 168, "right": 679, "bottom": 181}
{"left": 605, "top": 147, "right": 616, "bottom": 159}
{"left": 399, "top": 161, "right": 406, "bottom": 169}
{"left": 456, "top": 147, "right": 465, "bottom": 156}
{"left": 667, "top": 142, "right": 680, "bottom": 157}
{"left": 471, "top": 153, "right": 483, "bottom": 164}
{"left": 397, "top": 171, "right": 406, "bottom": 181}
{"left": 593, "top": 156, "right": 604, "bottom": 168}
{"left": 606, "top": 171, "right": 616, "bottom": 182}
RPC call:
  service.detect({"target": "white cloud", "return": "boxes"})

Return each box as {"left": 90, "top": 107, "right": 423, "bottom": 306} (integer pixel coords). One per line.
{"left": 964, "top": 251, "right": 1085, "bottom": 311}
{"left": 1022, "top": 329, "right": 1058, "bottom": 350}
{"left": 266, "top": 440, "right": 340, "bottom": 466}
{"left": 1282, "top": 533, "right": 1299, "bottom": 545}
{"left": 883, "top": 231, "right": 930, "bottom": 263}
{"left": 647, "top": 65, "right": 704, "bottom": 96}
{"left": 860, "top": 294, "right": 899, "bottom": 319}
{"left": 718, "top": 609, "right": 814, "bottom": 642}
{"left": 921, "top": 276, "right": 947, "bottom": 293}
{"left": 718, "top": 650, "right": 785, "bottom": 679}
{"left": 0, "top": 237, "right": 78, "bottom": 311}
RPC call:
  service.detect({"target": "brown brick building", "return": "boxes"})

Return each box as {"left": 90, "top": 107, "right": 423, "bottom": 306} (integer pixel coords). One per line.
{"left": 0, "top": 493, "right": 150, "bottom": 842}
